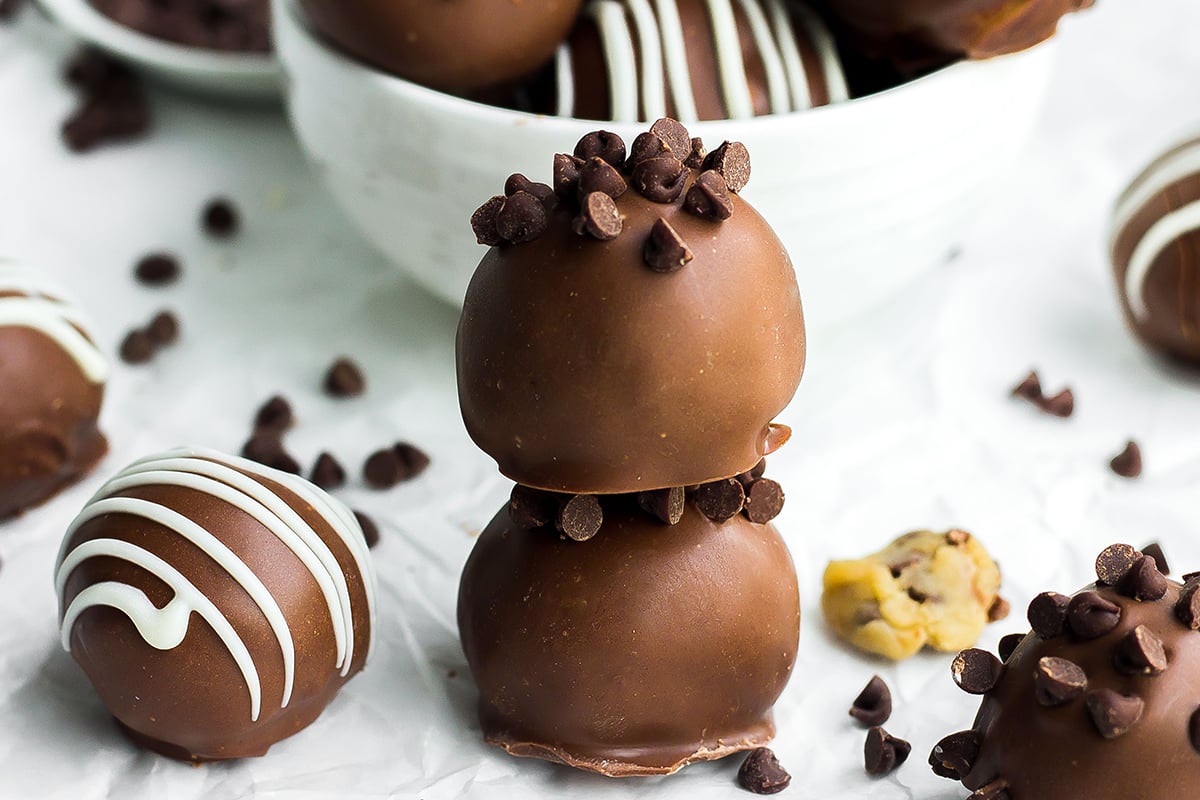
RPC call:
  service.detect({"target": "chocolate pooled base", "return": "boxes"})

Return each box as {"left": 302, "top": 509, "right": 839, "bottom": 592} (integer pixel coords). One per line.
{"left": 458, "top": 494, "right": 800, "bottom": 776}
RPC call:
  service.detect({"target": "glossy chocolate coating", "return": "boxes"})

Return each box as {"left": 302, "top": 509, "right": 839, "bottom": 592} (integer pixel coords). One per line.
{"left": 1111, "top": 138, "right": 1200, "bottom": 364}
{"left": 955, "top": 581, "right": 1200, "bottom": 797}
{"left": 458, "top": 495, "right": 800, "bottom": 776}
{"left": 813, "top": 0, "right": 1092, "bottom": 64}
{"left": 56, "top": 448, "right": 375, "bottom": 760}
{"left": 457, "top": 176, "right": 805, "bottom": 495}
{"left": 0, "top": 294, "right": 107, "bottom": 520}
{"left": 298, "top": 0, "right": 583, "bottom": 94}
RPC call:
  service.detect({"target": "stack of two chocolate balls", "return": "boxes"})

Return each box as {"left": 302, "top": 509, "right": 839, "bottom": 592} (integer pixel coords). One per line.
{"left": 455, "top": 119, "right": 808, "bottom": 776}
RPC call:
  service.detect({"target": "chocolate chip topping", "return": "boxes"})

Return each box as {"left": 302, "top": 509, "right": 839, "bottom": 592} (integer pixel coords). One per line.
{"left": 1027, "top": 591, "right": 1071, "bottom": 639}
{"left": 1010, "top": 370, "right": 1043, "bottom": 401}
{"left": 997, "top": 632, "right": 1025, "bottom": 662}
{"left": 1041, "top": 388, "right": 1075, "bottom": 418}
{"left": 324, "top": 357, "right": 365, "bottom": 398}
{"left": 643, "top": 217, "right": 693, "bottom": 273}
{"left": 736, "top": 747, "right": 791, "bottom": 794}
{"left": 1034, "top": 656, "right": 1087, "bottom": 706}
{"left": 631, "top": 156, "right": 687, "bottom": 204}
{"left": 695, "top": 478, "right": 745, "bottom": 522}
{"left": 1142, "top": 542, "right": 1170, "bottom": 575}
{"left": 1114, "top": 624, "right": 1167, "bottom": 675}
{"left": 702, "top": 141, "right": 751, "bottom": 193}
{"left": 573, "top": 130, "right": 626, "bottom": 171}
{"left": 1176, "top": 577, "right": 1200, "bottom": 629}
{"left": 310, "top": 452, "right": 346, "bottom": 490}
{"left": 471, "top": 195, "right": 506, "bottom": 246}
{"left": 134, "top": 253, "right": 180, "bottom": 286}
{"left": 1085, "top": 689, "right": 1144, "bottom": 739}
{"left": 354, "top": 510, "right": 379, "bottom": 549}
{"left": 254, "top": 395, "right": 293, "bottom": 432}
{"left": 864, "top": 726, "right": 911, "bottom": 775}
{"left": 1096, "top": 543, "right": 1141, "bottom": 585}
{"left": 1067, "top": 591, "right": 1122, "bottom": 639}
{"left": 552, "top": 154, "right": 584, "bottom": 202}
{"left": 497, "top": 191, "right": 550, "bottom": 244}
{"left": 850, "top": 675, "right": 892, "bottom": 727}
{"left": 557, "top": 494, "right": 603, "bottom": 541}
{"left": 241, "top": 432, "right": 300, "bottom": 474}
{"left": 1116, "top": 555, "right": 1167, "bottom": 601}
{"left": 1109, "top": 440, "right": 1143, "bottom": 478}
{"left": 929, "top": 730, "right": 980, "bottom": 780}
{"left": 685, "top": 137, "right": 707, "bottom": 169}
{"left": 743, "top": 478, "right": 784, "bottom": 524}
{"left": 684, "top": 170, "right": 734, "bottom": 221}
{"left": 119, "top": 329, "right": 154, "bottom": 364}
{"left": 629, "top": 131, "right": 669, "bottom": 166}
{"left": 650, "top": 117, "right": 691, "bottom": 158}
{"left": 508, "top": 484, "right": 557, "bottom": 529}
{"left": 578, "top": 156, "right": 628, "bottom": 200}
{"left": 202, "top": 198, "right": 239, "bottom": 238}
{"left": 573, "top": 192, "right": 623, "bottom": 240}
{"left": 504, "top": 173, "right": 555, "bottom": 207}
{"left": 1190, "top": 708, "right": 1200, "bottom": 754}
{"left": 636, "top": 487, "right": 685, "bottom": 525}
{"left": 146, "top": 310, "right": 179, "bottom": 345}
{"left": 952, "top": 648, "right": 1004, "bottom": 694}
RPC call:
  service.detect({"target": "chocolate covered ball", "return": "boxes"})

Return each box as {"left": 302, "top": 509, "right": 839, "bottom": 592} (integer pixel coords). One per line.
{"left": 0, "top": 261, "right": 108, "bottom": 520}
{"left": 55, "top": 447, "right": 376, "bottom": 760}
{"left": 551, "top": 0, "right": 848, "bottom": 121}
{"left": 1110, "top": 136, "right": 1200, "bottom": 364}
{"left": 931, "top": 544, "right": 1200, "bottom": 798}
{"left": 459, "top": 123, "right": 805, "bottom": 494}
{"left": 458, "top": 493, "right": 799, "bottom": 776}
{"left": 298, "top": 0, "right": 583, "bottom": 94}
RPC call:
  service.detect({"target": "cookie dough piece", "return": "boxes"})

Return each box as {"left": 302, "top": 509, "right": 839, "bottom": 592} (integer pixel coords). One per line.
{"left": 822, "top": 530, "right": 1004, "bottom": 660}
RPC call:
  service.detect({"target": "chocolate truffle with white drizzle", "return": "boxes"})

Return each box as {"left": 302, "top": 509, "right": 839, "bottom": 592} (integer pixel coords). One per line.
{"left": 55, "top": 447, "right": 376, "bottom": 761}
{"left": 0, "top": 260, "right": 108, "bottom": 519}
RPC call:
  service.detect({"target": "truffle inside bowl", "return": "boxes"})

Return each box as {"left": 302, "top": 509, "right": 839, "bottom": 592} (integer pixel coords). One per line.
{"left": 274, "top": 0, "right": 1055, "bottom": 331}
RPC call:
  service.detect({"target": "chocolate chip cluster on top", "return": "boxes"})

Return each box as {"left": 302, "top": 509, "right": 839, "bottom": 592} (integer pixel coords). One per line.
{"left": 931, "top": 543, "right": 1200, "bottom": 799}
{"left": 456, "top": 119, "right": 805, "bottom": 778}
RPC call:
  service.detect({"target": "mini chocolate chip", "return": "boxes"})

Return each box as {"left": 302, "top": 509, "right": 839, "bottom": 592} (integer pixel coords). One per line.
{"left": 134, "top": 253, "right": 180, "bottom": 286}
{"left": 632, "top": 156, "right": 687, "bottom": 203}
{"left": 470, "top": 195, "right": 506, "bottom": 246}
{"left": 1176, "top": 578, "right": 1200, "bottom": 629}
{"left": 578, "top": 156, "right": 627, "bottom": 199}
{"left": 1085, "top": 688, "right": 1144, "bottom": 739}
{"left": 629, "top": 131, "right": 669, "bottom": 166}
{"left": 945, "top": 528, "right": 970, "bottom": 545}
{"left": 363, "top": 443, "right": 428, "bottom": 489}
{"left": 202, "top": 198, "right": 239, "bottom": 238}
{"left": 685, "top": 137, "right": 707, "bottom": 169}
{"left": 695, "top": 478, "right": 745, "bottom": 522}
{"left": 743, "top": 478, "right": 784, "bottom": 523}
{"left": 146, "top": 310, "right": 179, "bottom": 345}
{"left": 1067, "top": 591, "right": 1121, "bottom": 639}
{"left": 987, "top": 596, "right": 1011, "bottom": 622}
{"left": 504, "top": 173, "right": 555, "bottom": 206}
{"left": 1117, "top": 555, "right": 1167, "bottom": 601}
{"left": 849, "top": 676, "right": 892, "bottom": 727}
{"left": 552, "top": 153, "right": 584, "bottom": 201}
{"left": 864, "top": 727, "right": 910, "bottom": 776}
{"left": 1040, "top": 388, "right": 1075, "bottom": 417}
{"left": 353, "top": 510, "right": 379, "bottom": 548}
{"left": 997, "top": 632, "right": 1025, "bottom": 662}
{"left": 324, "top": 357, "right": 365, "bottom": 397}
{"left": 929, "top": 730, "right": 979, "bottom": 780}
{"left": 1142, "top": 542, "right": 1170, "bottom": 575}
{"left": 1108, "top": 440, "right": 1142, "bottom": 478}
{"left": 310, "top": 452, "right": 346, "bottom": 490}
{"left": 119, "top": 329, "right": 155, "bottom": 364}
{"left": 1034, "top": 656, "right": 1087, "bottom": 706}
{"left": 970, "top": 778, "right": 1011, "bottom": 800}
{"left": 573, "top": 192, "right": 623, "bottom": 240}
{"left": 1096, "top": 543, "right": 1141, "bottom": 585}
{"left": 684, "top": 170, "right": 734, "bottom": 221}
{"left": 1010, "top": 370, "right": 1043, "bottom": 401}
{"left": 253, "top": 395, "right": 293, "bottom": 431}
{"left": 393, "top": 442, "right": 430, "bottom": 478}
{"left": 241, "top": 432, "right": 300, "bottom": 474}
{"left": 496, "top": 190, "right": 549, "bottom": 244}
{"left": 1115, "top": 624, "right": 1167, "bottom": 675}
{"left": 643, "top": 217, "right": 693, "bottom": 273}
{"left": 736, "top": 747, "right": 790, "bottom": 794}
{"left": 1027, "top": 591, "right": 1071, "bottom": 639}
{"left": 637, "top": 487, "right": 685, "bottom": 525}
{"left": 951, "top": 648, "right": 1003, "bottom": 694}
{"left": 650, "top": 117, "right": 691, "bottom": 158}
{"left": 702, "top": 141, "right": 751, "bottom": 193}
{"left": 557, "top": 494, "right": 602, "bottom": 541}
{"left": 573, "top": 130, "right": 626, "bottom": 170}
{"left": 509, "top": 484, "right": 557, "bottom": 529}
{"left": 1190, "top": 708, "right": 1200, "bottom": 754}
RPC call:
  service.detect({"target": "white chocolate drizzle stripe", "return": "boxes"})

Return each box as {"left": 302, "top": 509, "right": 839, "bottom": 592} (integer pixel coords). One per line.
{"left": 0, "top": 296, "right": 108, "bottom": 383}
{"left": 765, "top": 0, "right": 811, "bottom": 110}
{"left": 790, "top": 2, "right": 847, "bottom": 103}
{"left": 57, "top": 539, "right": 263, "bottom": 721}
{"left": 1124, "top": 198, "right": 1200, "bottom": 320}
{"left": 706, "top": 0, "right": 753, "bottom": 119}
{"left": 555, "top": 42, "right": 575, "bottom": 118}
{"left": 626, "top": 0, "right": 668, "bottom": 121}
{"left": 734, "top": 0, "right": 789, "bottom": 114}
{"left": 1112, "top": 141, "right": 1200, "bottom": 252}
{"left": 653, "top": 0, "right": 700, "bottom": 122}
{"left": 591, "top": 1, "right": 640, "bottom": 122}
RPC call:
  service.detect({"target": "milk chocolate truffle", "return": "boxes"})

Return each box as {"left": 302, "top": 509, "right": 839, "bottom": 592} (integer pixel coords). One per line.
{"left": 458, "top": 493, "right": 799, "bottom": 776}
{"left": 0, "top": 261, "right": 108, "bottom": 520}
{"left": 55, "top": 447, "right": 376, "bottom": 760}
{"left": 813, "top": 0, "right": 1091, "bottom": 65}
{"left": 298, "top": 0, "right": 583, "bottom": 94}
{"left": 459, "top": 123, "right": 805, "bottom": 494}
{"left": 931, "top": 544, "right": 1200, "bottom": 798}
{"left": 551, "top": 0, "right": 848, "bottom": 121}
{"left": 1110, "top": 137, "right": 1200, "bottom": 364}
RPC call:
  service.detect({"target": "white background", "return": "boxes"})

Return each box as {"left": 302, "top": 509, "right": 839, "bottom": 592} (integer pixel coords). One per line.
{"left": 1, "top": 1, "right": 1199, "bottom": 797}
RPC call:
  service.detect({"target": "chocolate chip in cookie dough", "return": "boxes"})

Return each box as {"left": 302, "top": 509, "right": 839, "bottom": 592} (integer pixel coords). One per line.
{"left": 849, "top": 675, "right": 892, "bottom": 727}
{"left": 864, "top": 727, "right": 911, "bottom": 776}
{"left": 736, "top": 747, "right": 791, "bottom": 794}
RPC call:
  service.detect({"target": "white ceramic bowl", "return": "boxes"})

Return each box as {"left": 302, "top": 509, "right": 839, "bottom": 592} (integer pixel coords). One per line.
{"left": 38, "top": 0, "right": 279, "bottom": 100}
{"left": 274, "top": 0, "right": 1055, "bottom": 330}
